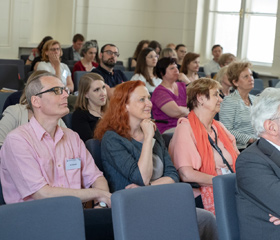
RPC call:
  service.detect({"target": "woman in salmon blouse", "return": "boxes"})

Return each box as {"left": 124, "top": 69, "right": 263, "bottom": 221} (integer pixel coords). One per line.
{"left": 169, "top": 78, "right": 239, "bottom": 214}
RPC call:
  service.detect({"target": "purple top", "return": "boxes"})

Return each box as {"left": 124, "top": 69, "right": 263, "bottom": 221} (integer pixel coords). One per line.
{"left": 151, "top": 82, "right": 187, "bottom": 133}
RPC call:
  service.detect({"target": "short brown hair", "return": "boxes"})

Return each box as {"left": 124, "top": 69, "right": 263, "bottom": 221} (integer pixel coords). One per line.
{"left": 187, "top": 78, "right": 221, "bottom": 111}
{"left": 41, "top": 40, "right": 62, "bottom": 62}
{"left": 227, "top": 61, "right": 252, "bottom": 89}
{"left": 73, "top": 34, "right": 85, "bottom": 43}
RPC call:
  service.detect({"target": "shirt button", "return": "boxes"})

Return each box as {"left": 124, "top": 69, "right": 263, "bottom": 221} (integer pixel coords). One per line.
{"left": 58, "top": 164, "right": 61, "bottom": 167}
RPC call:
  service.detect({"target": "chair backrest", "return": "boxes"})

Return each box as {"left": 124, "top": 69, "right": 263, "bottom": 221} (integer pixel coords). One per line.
{"left": 198, "top": 71, "right": 206, "bottom": 78}
{"left": 213, "top": 174, "right": 240, "bottom": 240}
{"left": 112, "top": 183, "right": 200, "bottom": 240}
{"left": 114, "top": 65, "right": 126, "bottom": 71}
{"left": 74, "top": 71, "right": 87, "bottom": 92}
{"left": 162, "top": 132, "right": 174, "bottom": 149}
{"left": 0, "top": 59, "right": 25, "bottom": 80}
{"left": 253, "top": 78, "right": 264, "bottom": 90}
{"left": 0, "top": 181, "right": 6, "bottom": 205}
{"left": 116, "top": 61, "right": 123, "bottom": 66}
{"left": 0, "top": 196, "right": 85, "bottom": 240}
{"left": 269, "top": 79, "right": 280, "bottom": 87}
{"left": 62, "top": 112, "right": 73, "bottom": 129}
{"left": 199, "top": 66, "right": 204, "bottom": 72}
{"left": 85, "top": 139, "right": 103, "bottom": 172}
{"left": 0, "top": 65, "right": 22, "bottom": 90}
{"left": 0, "top": 92, "right": 13, "bottom": 114}
{"left": 250, "top": 88, "right": 262, "bottom": 95}
{"left": 20, "top": 54, "right": 29, "bottom": 64}
{"left": 123, "top": 71, "right": 134, "bottom": 80}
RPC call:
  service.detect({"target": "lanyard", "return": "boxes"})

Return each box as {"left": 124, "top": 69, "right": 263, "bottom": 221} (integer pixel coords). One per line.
{"left": 208, "top": 127, "right": 234, "bottom": 173}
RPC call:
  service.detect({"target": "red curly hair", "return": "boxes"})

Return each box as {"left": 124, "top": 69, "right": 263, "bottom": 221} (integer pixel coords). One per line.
{"left": 94, "top": 80, "right": 145, "bottom": 141}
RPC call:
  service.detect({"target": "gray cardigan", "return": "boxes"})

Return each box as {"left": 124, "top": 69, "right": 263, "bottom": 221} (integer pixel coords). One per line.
{"left": 101, "top": 130, "right": 179, "bottom": 192}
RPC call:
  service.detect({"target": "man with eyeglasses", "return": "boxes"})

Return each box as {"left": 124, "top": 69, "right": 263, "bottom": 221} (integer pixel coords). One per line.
{"left": 92, "top": 43, "right": 128, "bottom": 98}
{"left": 0, "top": 72, "right": 114, "bottom": 239}
{"left": 236, "top": 88, "right": 280, "bottom": 239}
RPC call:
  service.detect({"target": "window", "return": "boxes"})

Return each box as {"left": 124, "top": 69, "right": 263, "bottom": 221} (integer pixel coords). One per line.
{"left": 208, "top": 0, "right": 278, "bottom": 64}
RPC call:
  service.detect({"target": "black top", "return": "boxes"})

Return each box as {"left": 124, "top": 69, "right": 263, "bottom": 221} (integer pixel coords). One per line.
{"left": 61, "top": 47, "right": 74, "bottom": 63}
{"left": 71, "top": 108, "right": 100, "bottom": 142}
{"left": 91, "top": 65, "right": 128, "bottom": 88}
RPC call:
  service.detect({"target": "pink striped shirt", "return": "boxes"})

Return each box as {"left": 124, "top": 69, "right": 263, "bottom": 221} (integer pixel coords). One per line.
{"left": 0, "top": 117, "right": 103, "bottom": 203}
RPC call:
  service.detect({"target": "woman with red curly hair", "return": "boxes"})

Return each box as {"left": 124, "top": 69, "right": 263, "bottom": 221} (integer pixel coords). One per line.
{"left": 94, "top": 80, "right": 179, "bottom": 192}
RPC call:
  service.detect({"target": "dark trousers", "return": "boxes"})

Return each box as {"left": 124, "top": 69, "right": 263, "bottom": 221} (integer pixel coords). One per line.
{"left": 84, "top": 208, "right": 114, "bottom": 240}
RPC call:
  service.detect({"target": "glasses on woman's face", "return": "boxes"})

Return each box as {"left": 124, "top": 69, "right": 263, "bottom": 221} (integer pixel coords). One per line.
{"left": 49, "top": 47, "right": 60, "bottom": 52}
{"left": 35, "top": 86, "right": 70, "bottom": 96}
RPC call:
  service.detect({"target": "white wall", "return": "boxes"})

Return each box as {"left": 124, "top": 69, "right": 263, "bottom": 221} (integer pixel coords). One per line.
{"left": 1, "top": 0, "right": 280, "bottom": 77}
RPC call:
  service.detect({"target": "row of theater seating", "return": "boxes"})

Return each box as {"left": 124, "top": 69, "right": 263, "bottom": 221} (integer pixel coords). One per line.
{"left": 0, "top": 170, "right": 238, "bottom": 240}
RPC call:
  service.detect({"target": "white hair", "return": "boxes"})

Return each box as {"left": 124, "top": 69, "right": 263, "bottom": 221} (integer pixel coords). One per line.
{"left": 251, "top": 88, "right": 280, "bottom": 136}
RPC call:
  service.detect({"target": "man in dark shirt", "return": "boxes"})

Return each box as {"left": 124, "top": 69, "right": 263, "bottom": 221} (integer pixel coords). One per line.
{"left": 62, "top": 34, "right": 85, "bottom": 63}
{"left": 91, "top": 43, "right": 128, "bottom": 97}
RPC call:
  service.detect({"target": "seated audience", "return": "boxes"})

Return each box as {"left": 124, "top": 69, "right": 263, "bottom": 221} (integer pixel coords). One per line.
{"left": 169, "top": 78, "right": 239, "bottom": 214}
{"left": 204, "top": 44, "right": 223, "bottom": 78}
{"left": 94, "top": 80, "right": 218, "bottom": 240}
{"left": 180, "top": 52, "right": 200, "bottom": 82}
{"left": 151, "top": 57, "right": 189, "bottom": 134}
{"left": 0, "top": 70, "right": 66, "bottom": 146}
{"left": 30, "top": 36, "right": 53, "bottom": 71}
{"left": 175, "top": 44, "right": 187, "bottom": 68}
{"left": 215, "top": 66, "right": 232, "bottom": 98}
{"left": 220, "top": 61, "right": 257, "bottom": 149}
{"left": 72, "top": 40, "right": 99, "bottom": 78}
{"left": 72, "top": 73, "right": 107, "bottom": 142}
{"left": 148, "top": 40, "right": 162, "bottom": 56}
{"left": 37, "top": 40, "right": 74, "bottom": 92}
{"left": 131, "top": 48, "right": 161, "bottom": 92}
{"left": 25, "top": 36, "right": 52, "bottom": 67}
{"left": 236, "top": 88, "right": 280, "bottom": 240}
{"left": 91, "top": 43, "right": 128, "bottom": 98}
{"left": 61, "top": 33, "right": 85, "bottom": 63}
{"left": 131, "top": 40, "right": 150, "bottom": 69}
{"left": 0, "top": 71, "right": 113, "bottom": 239}
{"left": 159, "top": 47, "right": 177, "bottom": 59}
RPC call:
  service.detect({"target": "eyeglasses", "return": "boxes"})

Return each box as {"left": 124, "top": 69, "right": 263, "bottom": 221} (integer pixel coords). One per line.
{"left": 102, "top": 50, "right": 120, "bottom": 57}
{"left": 49, "top": 48, "right": 60, "bottom": 52}
{"left": 35, "top": 86, "right": 70, "bottom": 96}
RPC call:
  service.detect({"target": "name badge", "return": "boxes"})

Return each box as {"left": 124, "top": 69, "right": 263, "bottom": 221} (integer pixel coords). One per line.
{"left": 66, "top": 158, "right": 81, "bottom": 170}
{"left": 221, "top": 167, "right": 231, "bottom": 175}
{"left": 62, "top": 70, "right": 68, "bottom": 79}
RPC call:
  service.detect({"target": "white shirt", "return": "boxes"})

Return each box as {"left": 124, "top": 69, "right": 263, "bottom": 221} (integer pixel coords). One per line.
{"left": 131, "top": 73, "right": 162, "bottom": 92}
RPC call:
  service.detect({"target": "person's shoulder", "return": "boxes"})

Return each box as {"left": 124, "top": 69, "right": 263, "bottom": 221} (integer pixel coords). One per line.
{"left": 131, "top": 73, "right": 143, "bottom": 80}
{"left": 91, "top": 66, "right": 102, "bottom": 74}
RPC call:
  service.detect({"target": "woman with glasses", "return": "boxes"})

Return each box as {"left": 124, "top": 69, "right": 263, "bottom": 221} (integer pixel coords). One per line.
{"left": 0, "top": 71, "right": 66, "bottom": 147}
{"left": 37, "top": 40, "right": 74, "bottom": 92}
{"left": 72, "top": 40, "right": 99, "bottom": 78}
{"left": 131, "top": 48, "right": 161, "bottom": 93}
{"left": 219, "top": 61, "right": 257, "bottom": 150}
{"left": 72, "top": 73, "right": 108, "bottom": 142}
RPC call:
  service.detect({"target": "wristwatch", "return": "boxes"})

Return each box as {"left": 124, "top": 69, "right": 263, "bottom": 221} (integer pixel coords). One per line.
{"left": 94, "top": 201, "right": 108, "bottom": 208}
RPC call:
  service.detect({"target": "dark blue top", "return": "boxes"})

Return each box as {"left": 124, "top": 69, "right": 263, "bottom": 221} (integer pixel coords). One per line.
{"left": 91, "top": 65, "right": 128, "bottom": 88}
{"left": 101, "top": 130, "right": 179, "bottom": 192}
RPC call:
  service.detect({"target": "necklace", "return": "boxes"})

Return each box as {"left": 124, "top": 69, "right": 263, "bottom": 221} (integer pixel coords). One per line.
{"left": 242, "top": 97, "right": 251, "bottom": 106}
{"left": 89, "top": 108, "right": 102, "bottom": 118}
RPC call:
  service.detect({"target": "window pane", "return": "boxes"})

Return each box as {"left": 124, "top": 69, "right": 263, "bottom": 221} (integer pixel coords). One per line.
{"left": 213, "top": 13, "right": 240, "bottom": 56}
{"left": 215, "top": 0, "right": 241, "bottom": 12}
{"left": 246, "top": 15, "right": 276, "bottom": 63}
{"left": 248, "top": 0, "right": 277, "bottom": 14}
